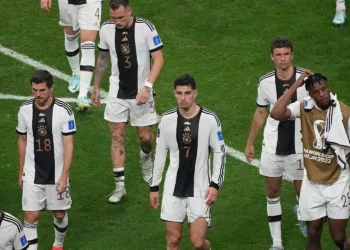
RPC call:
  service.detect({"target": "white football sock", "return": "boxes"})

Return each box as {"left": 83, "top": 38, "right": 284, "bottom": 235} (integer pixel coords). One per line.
{"left": 267, "top": 197, "right": 282, "bottom": 247}
{"left": 336, "top": 0, "right": 346, "bottom": 11}
{"left": 113, "top": 168, "right": 125, "bottom": 189}
{"left": 65, "top": 32, "right": 80, "bottom": 76}
{"left": 78, "top": 41, "right": 95, "bottom": 98}
{"left": 53, "top": 213, "right": 68, "bottom": 248}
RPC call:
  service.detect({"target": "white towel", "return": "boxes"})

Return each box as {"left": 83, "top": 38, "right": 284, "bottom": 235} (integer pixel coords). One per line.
{"left": 324, "top": 93, "right": 350, "bottom": 169}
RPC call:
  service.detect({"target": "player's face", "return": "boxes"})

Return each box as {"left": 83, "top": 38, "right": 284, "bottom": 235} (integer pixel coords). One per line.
{"left": 309, "top": 82, "right": 331, "bottom": 110}
{"left": 174, "top": 85, "right": 198, "bottom": 109}
{"left": 32, "top": 82, "right": 53, "bottom": 106}
{"left": 110, "top": 6, "right": 132, "bottom": 29}
{"left": 271, "top": 47, "right": 294, "bottom": 70}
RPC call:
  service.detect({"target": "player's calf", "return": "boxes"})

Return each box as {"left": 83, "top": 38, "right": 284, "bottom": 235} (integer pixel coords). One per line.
{"left": 53, "top": 212, "right": 68, "bottom": 249}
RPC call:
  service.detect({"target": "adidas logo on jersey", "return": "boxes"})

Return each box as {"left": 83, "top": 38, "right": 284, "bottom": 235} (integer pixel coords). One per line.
{"left": 122, "top": 37, "right": 128, "bottom": 42}
{"left": 39, "top": 118, "right": 45, "bottom": 123}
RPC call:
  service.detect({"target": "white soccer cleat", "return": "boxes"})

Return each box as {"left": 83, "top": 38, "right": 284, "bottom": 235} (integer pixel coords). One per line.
{"left": 76, "top": 96, "right": 91, "bottom": 112}
{"left": 140, "top": 151, "right": 153, "bottom": 183}
{"left": 108, "top": 188, "right": 127, "bottom": 203}
{"left": 269, "top": 246, "right": 284, "bottom": 250}
{"left": 333, "top": 10, "right": 346, "bottom": 26}
{"left": 68, "top": 74, "right": 80, "bottom": 93}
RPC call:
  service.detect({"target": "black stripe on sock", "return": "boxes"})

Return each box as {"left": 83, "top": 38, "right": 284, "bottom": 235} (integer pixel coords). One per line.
{"left": 66, "top": 48, "right": 79, "bottom": 57}
{"left": 268, "top": 215, "right": 282, "bottom": 222}
{"left": 54, "top": 224, "right": 69, "bottom": 233}
{"left": 80, "top": 65, "right": 94, "bottom": 72}
{"left": 114, "top": 171, "right": 125, "bottom": 177}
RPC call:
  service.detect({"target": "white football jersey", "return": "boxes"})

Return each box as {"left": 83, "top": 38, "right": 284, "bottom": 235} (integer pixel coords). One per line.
{"left": 0, "top": 212, "right": 28, "bottom": 250}
{"left": 149, "top": 107, "right": 226, "bottom": 197}
{"left": 257, "top": 66, "right": 308, "bottom": 155}
{"left": 98, "top": 17, "right": 163, "bottom": 99}
{"left": 58, "top": 0, "right": 101, "bottom": 5}
{"left": 16, "top": 98, "right": 76, "bottom": 184}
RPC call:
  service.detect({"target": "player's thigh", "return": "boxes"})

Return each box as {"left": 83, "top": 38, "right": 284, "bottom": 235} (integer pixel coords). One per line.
{"left": 104, "top": 96, "right": 130, "bottom": 123}
{"left": 284, "top": 153, "right": 304, "bottom": 180}
{"left": 77, "top": 1, "right": 101, "bottom": 32}
{"left": 22, "top": 181, "right": 46, "bottom": 211}
{"left": 161, "top": 193, "right": 187, "bottom": 223}
{"left": 259, "top": 151, "right": 284, "bottom": 177}
{"left": 129, "top": 97, "right": 157, "bottom": 127}
{"left": 58, "top": 1, "right": 80, "bottom": 31}
{"left": 187, "top": 197, "right": 211, "bottom": 228}
{"left": 298, "top": 177, "right": 326, "bottom": 221}
{"left": 46, "top": 184, "right": 72, "bottom": 211}
{"left": 326, "top": 179, "right": 350, "bottom": 219}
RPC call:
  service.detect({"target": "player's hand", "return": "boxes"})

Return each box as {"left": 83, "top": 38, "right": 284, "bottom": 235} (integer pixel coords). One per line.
{"left": 150, "top": 191, "right": 160, "bottom": 209}
{"left": 296, "top": 69, "right": 312, "bottom": 87}
{"left": 136, "top": 87, "right": 150, "bottom": 106}
{"left": 18, "top": 179, "right": 23, "bottom": 189}
{"left": 245, "top": 143, "right": 254, "bottom": 163}
{"left": 56, "top": 175, "right": 68, "bottom": 194}
{"left": 40, "top": 0, "right": 52, "bottom": 12}
{"left": 205, "top": 187, "right": 218, "bottom": 205}
{"left": 91, "top": 85, "right": 101, "bottom": 107}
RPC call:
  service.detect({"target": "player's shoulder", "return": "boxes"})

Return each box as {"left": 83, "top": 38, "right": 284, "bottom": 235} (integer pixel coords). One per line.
{"left": 54, "top": 98, "right": 74, "bottom": 116}
{"left": 258, "top": 70, "right": 275, "bottom": 85}
{"left": 100, "top": 20, "right": 115, "bottom": 30}
{"left": 339, "top": 100, "right": 350, "bottom": 112}
{"left": 19, "top": 98, "right": 34, "bottom": 111}
{"left": 160, "top": 108, "right": 177, "bottom": 121}
{"left": 295, "top": 66, "right": 305, "bottom": 75}
{"left": 135, "top": 17, "right": 156, "bottom": 31}
{"left": 3, "top": 212, "right": 23, "bottom": 232}
{"left": 201, "top": 107, "right": 221, "bottom": 126}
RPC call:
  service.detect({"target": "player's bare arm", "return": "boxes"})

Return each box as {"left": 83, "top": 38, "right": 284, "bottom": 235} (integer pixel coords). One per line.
{"left": 149, "top": 191, "right": 160, "bottom": 209}
{"left": 91, "top": 51, "right": 111, "bottom": 107}
{"left": 205, "top": 187, "right": 218, "bottom": 205}
{"left": 136, "top": 50, "right": 164, "bottom": 106}
{"left": 270, "top": 69, "right": 312, "bottom": 121}
{"left": 40, "top": 0, "right": 52, "bottom": 12}
{"left": 56, "top": 135, "right": 74, "bottom": 194}
{"left": 17, "top": 135, "right": 27, "bottom": 189}
{"left": 244, "top": 107, "right": 268, "bottom": 163}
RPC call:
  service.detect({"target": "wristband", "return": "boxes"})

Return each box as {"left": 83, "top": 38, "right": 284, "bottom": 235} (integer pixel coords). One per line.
{"left": 145, "top": 81, "right": 153, "bottom": 88}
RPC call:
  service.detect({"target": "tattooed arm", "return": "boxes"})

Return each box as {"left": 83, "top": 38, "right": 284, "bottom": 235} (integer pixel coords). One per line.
{"left": 91, "top": 51, "right": 111, "bottom": 107}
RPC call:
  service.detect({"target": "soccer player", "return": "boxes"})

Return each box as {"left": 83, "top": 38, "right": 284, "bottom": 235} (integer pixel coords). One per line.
{"left": 333, "top": 0, "right": 346, "bottom": 26}
{"left": 40, "top": 0, "right": 102, "bottom": 110}
{"left": 270, "top": 70, "right": 350, "bottom": 250}
{"left": 244, "top": 37, "right": 308, "bottom": 250}
{"left": 17, "top": 70, "right": 76, "bottom": 250}
{"left": 90, "top": 0, "right": 164, "bottom": 203}
{"left": 0, "top": 210, "right": 28, "bottom": 250}
{"left": 149, "top": 74, "right": 226, "bottom": 250}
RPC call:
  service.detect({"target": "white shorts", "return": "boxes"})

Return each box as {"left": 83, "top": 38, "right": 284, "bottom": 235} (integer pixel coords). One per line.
{"left": 259, "top": 149, "right": 304, "bottom": 180}
{"left": 58, "top": 1, "right": 101, "bottom": 31}
{"left": 22, "top": 181, "right": 72, "bottom": 211}
{"left": 160, "top": 193, "right": 211, "bottom": 227}
{"left": 298, "top": 176, "right": 350, "bottom": 221}
{"left": 104, "top": 95, "right": 158, "bottom": 127}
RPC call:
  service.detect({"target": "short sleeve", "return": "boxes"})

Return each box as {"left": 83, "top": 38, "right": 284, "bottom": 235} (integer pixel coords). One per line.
{"left": 13, "top": 227, "right": 28, "bottom": 250}
{"left": 98, "top": 25, "right": 109, "bottom": 51}
{"left": 61, "top": 105, "right": 77, "bottom": 136}
{"left": 288, "top": 101, "right": 301, "bottom": 120}
{"left": 16, "top": 109, "right": 27, "bottom": 135}
{"left": 144, "top": 22, "right": 163, "bottom": 53}
{"left": 256, "top": 80, "right": 269, "bottom": 107}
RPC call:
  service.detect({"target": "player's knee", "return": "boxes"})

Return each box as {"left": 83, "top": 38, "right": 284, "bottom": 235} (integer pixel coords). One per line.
{"left": 53, "top": 210, "right": 66, "bottom": 221}
{"left": 139, "top": 132, "right": 153, "bottom": 145}
{"left": 332, "top": 233, "right": 346, "bottom": 247}
{"left": 24, "top": 212, "right": 39, "bottom": 223}
{"left": 307, "top": 226, "right": 322, "bottom": 239}
{"left": 167, "top": 233, "right": 181, "bottom": 247}
{"left": 190, "top": 236, "right": 205, "bottom": 249}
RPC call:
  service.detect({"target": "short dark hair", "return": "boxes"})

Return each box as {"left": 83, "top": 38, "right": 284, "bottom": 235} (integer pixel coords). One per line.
{"left": 174, "top": 74, "right": 196, "bottom": 90}
{"left": 270, "top": 37, "right": 293, "bottom": 54}
{"left": 109, "top": 0, "right": 129, "bottom": 10}
{"left": 30, "top": 70, "right": 54, "bottom": 88}
{"left": 304, "top": 73, "right": 328, "bottom": 91}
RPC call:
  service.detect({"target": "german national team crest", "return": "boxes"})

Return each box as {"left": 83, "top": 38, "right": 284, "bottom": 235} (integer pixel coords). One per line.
{"left": 38, "top": 125, "right": 47, "bottom": 136}
{"left": 121, "top": 44, "right": 130, "bottom": 55}
{"left": 183, "top": 134, "right": 191, "bottom": 144}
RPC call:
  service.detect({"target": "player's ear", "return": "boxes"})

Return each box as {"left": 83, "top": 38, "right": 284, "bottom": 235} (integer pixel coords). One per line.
{"left": 194, "top": 90, "right": 198, "bottom": 98}
{"left": 50, "top": 84, "right": 54, "bottom": 92}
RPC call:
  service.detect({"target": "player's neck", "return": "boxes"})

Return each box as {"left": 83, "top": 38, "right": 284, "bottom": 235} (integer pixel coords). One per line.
{"left": 35, "top": 96, "right": 53, "bottom": 109}
{"left": 126, "top": 16, "right": 134, "bottom": 29}
{"left": 179, "top": 104, "right": 200, "bottom": 119}
{"left": 276, "top": 65, "right": 294, "bottom": 80}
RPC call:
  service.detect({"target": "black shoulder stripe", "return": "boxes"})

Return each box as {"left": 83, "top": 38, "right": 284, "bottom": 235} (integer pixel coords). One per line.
{"left": 3, "top": 214, "right": 23, "bottom": 233}
{"left": 101, "top": 20, "right": 114, "bottom": 28}
{"left": 295, "top": 66, "right": 305, "bottom": 72}
{"left": 20, "top": 99, "right": 34, "bottom": 109}
{"left": 161, "top": 108, "right": 177, "bottom": 118}
{"left": 259, "top": 71, "right": 275, "bottom": 83}
{"left": 55, "top": 99, "right": 73, "bottom": 116}
{"left": 202, "top": 108, "right": 221, "bottom": 126}
{"left": 136, "top": 17, "right": 155, "bottom": 31}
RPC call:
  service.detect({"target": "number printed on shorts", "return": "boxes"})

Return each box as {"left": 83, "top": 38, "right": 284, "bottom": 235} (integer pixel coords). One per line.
{"left": 297, "top": 159, "right": 303, "bottom": 170}
{"left": 35, "top": 138, "right": 52, "bottom": 152}
{"left": 57, "top": 186, "right": 70, "bottom": 200}
{"left": 94, "top": 8, "right": 100, "bottom": 19}
{"left": 149, "top": 101, "right": 155, "bottom": 113}
{"left": 341, "top": 192, "right": 350, "bottom": 207}
{"left": 124, "top": 56, "right": 131, "bottom": 68}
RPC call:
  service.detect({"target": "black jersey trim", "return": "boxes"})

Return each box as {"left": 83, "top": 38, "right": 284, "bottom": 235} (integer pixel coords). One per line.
{"left": 257, "top": 103, "right": 269, "bottom": 108}
{"left": 3, "top": 213, "right": 23, "bottom": 233}
{"left": 98, "top": 46, "right": 109, "bottom": 52}
{"left": 136, "top": 17, "right": 155, "bottom": 31}
{"left": 161, "top": 108, "right": 177, "bottom": 118}
{"left": 101, "top": 20, "right": 114, "bottom": 28}
{"left": 16, "top": 129, "right": 27, "bottom": 135}
{"left": 62, "top": 131, "right": 76, "bottom": 136}
{"left": 150, "top": 45, "right": 163, "bottom": 53}
{"left": 20, "top": 99, "right": 34, "bottom": 109}
{"left": 202, "top": 108, "right": 221, "bottom": 127}
{"left": 258, "top": 71, "right": 275, "bottom": 83}
{"left": 55, "top": 99, "right": 74, "bottom": 116}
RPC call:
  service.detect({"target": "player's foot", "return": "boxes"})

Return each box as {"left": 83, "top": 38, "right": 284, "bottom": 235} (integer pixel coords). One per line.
{"left": 269, "top": 247, "right": 284, "bottom": 250}
{"left": 76, "top": 96, "right": 91, "bottom": 112}
{"left": 294, "top": 204, "right": 307, "bottom": 238}
{"left": 333, "top": 10, "right": 346, "bottom": 26}
{"left": 52, "top": 246, "right": 63, "bottom": 250}
{"left": 108, "top": 187, "right": 126, "bottom": 203}
{"left": 140, "top": 151, "right": 153, "bottom": 183}
{"left": 68, "top": 74, "right": 80, "bottom": 93}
